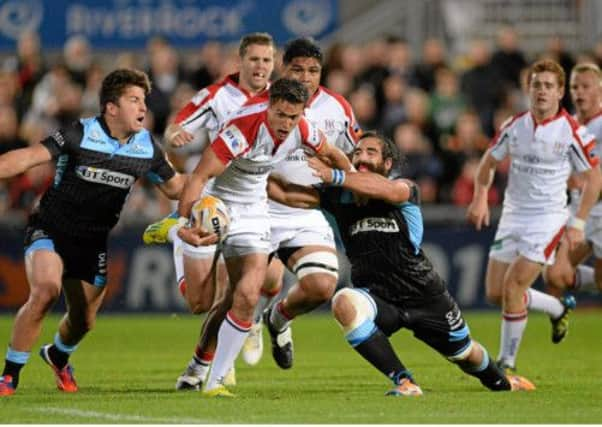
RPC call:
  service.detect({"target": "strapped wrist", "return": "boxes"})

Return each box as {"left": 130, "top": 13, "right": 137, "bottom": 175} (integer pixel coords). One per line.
{"left": 568, "top": 216, "right": 586, "bottom": 231}
{"left": 330, "top": 169, "right": 346, "bottom": 186}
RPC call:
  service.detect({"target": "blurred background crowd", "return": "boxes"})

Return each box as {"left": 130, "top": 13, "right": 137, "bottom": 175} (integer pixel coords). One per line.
{"left": 1, "top": 26, "right": 602, "bottom": 223}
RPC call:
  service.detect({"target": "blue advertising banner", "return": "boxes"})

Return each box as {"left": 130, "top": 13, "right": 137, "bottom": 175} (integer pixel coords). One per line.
{"left": 0, "top": 0, "right": 338, "bottom": 50}
{"left": 2, "top": 223, "right": 600, "bottom": 313}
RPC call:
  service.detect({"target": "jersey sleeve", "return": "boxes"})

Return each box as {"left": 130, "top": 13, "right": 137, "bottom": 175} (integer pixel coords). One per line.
{"left": 40, "top": 121, "right": 83, "bottom": 159}
{"left": 146, "top": 136, "right": 177, "bottom": 184}
{"left": 173, "top": 87, "right": 220, "bottom": 135}
{"left": 569, "top": 124, "right": 599, "bottom": 172}
{"left": 210, "top": 122, "right": 252, "bottom": 165}
{"left": 337, "top": 100, "right": 361, "bottom": 153}
{"left": 299, "top": 118, "right": 326, "bottom": 153}
{"left": 489, "top": 123, "right": 511, "bottom": 161}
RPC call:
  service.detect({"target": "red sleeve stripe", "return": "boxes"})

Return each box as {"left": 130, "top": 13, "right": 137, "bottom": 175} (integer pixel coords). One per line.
{"left": 210, "top": 138, "right": 234, "bottom": 165}
{"left": 563, "top": 112, "right": 599, "bottom": 167}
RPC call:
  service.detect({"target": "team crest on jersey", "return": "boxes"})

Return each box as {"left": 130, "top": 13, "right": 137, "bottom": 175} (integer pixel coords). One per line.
{"left": 76, "top": 166, "right": 135, "bottom": 189}
{"left": 221, "top": 125, "right": 247, "bottom": 156}
{"left": 552, "top": 141, "right": 564, "bottom": 155}
{"left": 191, "top": 88, "right": 210, "bottom": 106}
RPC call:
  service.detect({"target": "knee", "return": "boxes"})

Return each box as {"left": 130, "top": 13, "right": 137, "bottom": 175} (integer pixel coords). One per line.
{"left": 331, "top": 289, "right": 357, "bottom": 326}
{"left": 300, "top": 275, "right": 337, "bottom": 303}
{"left": 544, "top": 266, "right": 572, "bottom": 289}
{"left": 187, "top": 296, "right": 212, "bottom": 315}
{"left": 331, "top": 288, "right": 375, "bottom": 333}
{"left": 485, "top": 289, "right": 502, "bottom": 306}
{"left": 27, "top": 283, "right": 61, "bottom": 314}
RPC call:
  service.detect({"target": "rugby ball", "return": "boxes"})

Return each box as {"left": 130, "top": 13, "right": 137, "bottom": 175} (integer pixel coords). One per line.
{"left": 190, "top": 195, "right": 230, "bottom": 243}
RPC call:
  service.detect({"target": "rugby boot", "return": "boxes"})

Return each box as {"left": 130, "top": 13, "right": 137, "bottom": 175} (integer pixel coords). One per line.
{"left": 39, "top": 344, "right": 78, "bottom": 393}
{"left": 551, "top": 294, "right": 576, "bottom": 344}
{"left": 263, "top": 307, "right": 293, "bottom": 369}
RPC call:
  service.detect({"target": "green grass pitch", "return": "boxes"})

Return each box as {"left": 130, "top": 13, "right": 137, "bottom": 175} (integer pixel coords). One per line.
{"left": 1, "top": 310, "right": 601, "bottom": 423}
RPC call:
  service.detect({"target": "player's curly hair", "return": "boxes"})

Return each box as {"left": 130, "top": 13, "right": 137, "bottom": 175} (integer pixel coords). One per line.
{"left": 358, "top": 130, "right": 406, "bottom": 173}
{"left": 99, "top": 68, "right": 151, "bottom": 113}
{"left": 283, "top": 37, "right": 323, "bottom": 66}
{"left": 527, "top": 59, "right": 565, "bottom": 88}
{"left": 268, "top": 78, "right": 309, "bottom": 105}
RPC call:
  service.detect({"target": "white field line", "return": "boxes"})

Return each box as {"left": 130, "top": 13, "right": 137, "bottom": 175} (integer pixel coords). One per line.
{"left": 30, "top": 406, "right": 209, "bottom": 424}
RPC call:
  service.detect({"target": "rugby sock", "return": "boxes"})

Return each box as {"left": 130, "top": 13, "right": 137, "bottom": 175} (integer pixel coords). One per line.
{"left": 204, "top": 311, "right": 251, "bottom": 391}
{"left": 525, "top": 289, "right": 563, "bottom": 318}
{"left": 269, "top": 301, "right": 294, "bottom": 332}
{"left": 3, "top": 347, "right": 30, "bottom": 388}
{"left": 575, "top": 265, "right": 597, "bottom": 292}
{"left": 459, "top": 344, "right": 511, "bottom": 391}
{"left": 172, "top": 239, "right": 186, "bottom": 296}
{"left": 167, "top": 224, "right": 180, "bottom": 244}
{"left": 254, "top": 286, "right": 281, "bottom": 324}
{"left": 187, "top": 346, "right": 212, "bottom": 380}
{"left": 351, "top": 329, "right": 408, "bottom": 383}
{"left": 48, "top": 333, "right": 77, "bottom": 369}
{"left": 497, "top": 311, "right": 527, "bottom": 368}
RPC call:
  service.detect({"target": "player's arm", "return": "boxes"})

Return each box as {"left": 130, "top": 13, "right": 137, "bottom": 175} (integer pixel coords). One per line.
{"left": 0, "top": 144, "right": 52, "bottom": 179}
{"left": 164, "top": 123, "right": 194, "bottom": 147}
{"left": 314, "top": 141, "right": 352, "bottom": 172}
{"left": 466, "top": 148, "right": 499, "bottom": 230}
{"left": 177, "top": 145, "right": 227, "bottom": 218}
{"left": 307, "top": 156, "right": 411, "bottom": 204}
{"left": 267, "top": 175, "right": 321, "bottom": 208}
{"left": 573, "top": 166, "right": 602, "bottom": 221}
{"left": 156, "top": 172, "right": 188, "bottom": 200}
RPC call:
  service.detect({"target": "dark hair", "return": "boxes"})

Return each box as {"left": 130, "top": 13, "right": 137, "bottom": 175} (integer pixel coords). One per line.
{"left": 99, "top": 68, "right": 151, "bottom": 113}
{"left": 282, "top": 37, "right": 323, "bottom": 66}
{"left": 239, "top": 32, "right": 274, "bottom": 57}
{"left": 268, "top": 78, "right": 309, "bottom": 105}
{"left": 358, "top": 130, "right": 404, "bottom": 171}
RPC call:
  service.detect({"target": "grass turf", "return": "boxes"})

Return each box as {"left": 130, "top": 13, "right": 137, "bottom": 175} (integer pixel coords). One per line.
{"left": 1, "top": 310, "right": 601, "bottom": 423}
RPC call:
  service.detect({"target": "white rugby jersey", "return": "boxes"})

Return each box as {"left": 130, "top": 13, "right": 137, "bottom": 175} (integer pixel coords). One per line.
{"left": 576, "top": 111, "right": 602, "bottom": 217}
{"left": 269, "top": 86, "right": 360, "bottom": 215}
{"left": 490, "top": 109, "right": 598, "bottom": 216}
{"left": 206, "top": 102, "right": 326, "bottom": 204}
{"left": 174, "top": 73, "right": 268, "bottom": 144}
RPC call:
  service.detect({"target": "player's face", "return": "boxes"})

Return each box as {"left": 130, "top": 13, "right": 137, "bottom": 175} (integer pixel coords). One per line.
{"left": 282, "top": 57, "right": 322, "bottom": 98}
{"left": 570, "top": 70, "right": 602, "bottom": 118}
{"left": 113, "top": 85, "right": 147, "bottom": 134}
{"left": 267, "top": 99, "right": 305, "bottom": 141}
{"left": 528, "top": 71, "right": 564, "bottom": 117}
{"left": 239, "top": 44, "right": 274, "bottom": 92}
{"left": 352, "top": 137, "right": 390, "bottom": 176}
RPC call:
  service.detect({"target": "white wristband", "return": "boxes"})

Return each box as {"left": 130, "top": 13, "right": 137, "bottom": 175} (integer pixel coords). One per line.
{"left": 568, "top": 216, "right": 586, "bottom": 231}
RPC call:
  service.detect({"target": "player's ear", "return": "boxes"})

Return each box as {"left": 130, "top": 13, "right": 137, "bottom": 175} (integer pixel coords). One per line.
{"left": 384, "top": 158, "right": 393, "bottom": 173}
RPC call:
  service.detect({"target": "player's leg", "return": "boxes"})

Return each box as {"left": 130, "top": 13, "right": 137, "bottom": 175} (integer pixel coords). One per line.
{"left": 241, "top": 255, "right": 283, "bottom": 366}
{"left": 498, "top": 256, "right": 542, "bottom": 370}
{"left": 331, "top": 288, "right": 422, "bottom": 397}
{"left": 543, "top": 239, "right": 591, "bottom": 297}
{"left": 407, "top": 291, "right": 534, "bottom": 392}
{"left": 264, "top": 245, "right": 338, "bottom": 369}
{"left": 175, "top": 246, "right": 230, "bottom": 390}
{"left": 203, "top": 251, "right": 268, "bottom": 396}
{"left": 1, "top": 245, "right": 63, "bottom": 396}
{"left": 485, "top": 258, "right": 510, "bottom": 306}
{"left": 39, "top": 278, "right": 106, "bottom": 392}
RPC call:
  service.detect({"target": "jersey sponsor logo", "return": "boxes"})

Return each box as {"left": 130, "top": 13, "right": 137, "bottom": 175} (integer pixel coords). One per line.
{"left": 87, "top": 130, "right": 107, "bottom": 145}
{"left": 126, "top": 142, "right": 150, "bottom": 155}
{"left": 76, "top": 166, "right": 135, "bottom": 189}
{"left": 221, "top": 124, "right": 247, "bottom": 156}
{"left": 350, "top": 217, "right": 400, "bottom": 235}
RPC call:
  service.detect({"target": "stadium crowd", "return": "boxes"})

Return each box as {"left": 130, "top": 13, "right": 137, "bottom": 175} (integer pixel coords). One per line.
{"left": 2, "top": 28, "right": 602, "bottom": 220}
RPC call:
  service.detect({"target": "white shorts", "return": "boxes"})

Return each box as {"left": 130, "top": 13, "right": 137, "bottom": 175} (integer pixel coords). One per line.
{"left": 489, "top": 212, "right": 567, "bottom": 265}
{"left": 269, "top": 209, "right": 335, "bottom": 253}
{"left": 586, "top": 214, "right": 602, "bottom": 258}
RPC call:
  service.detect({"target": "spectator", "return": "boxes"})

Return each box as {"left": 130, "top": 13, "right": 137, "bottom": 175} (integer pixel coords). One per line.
{"left": 429, "top": 66, "right": 466, "bottom": 145}
{"left": 0, "top": 106, "right": 27, "bottom": 155}
{"left": 380, "top": 73, "right": 407, "bottom": 136}
{"left": 63, "top": 35, "right": 93, "bottom": 87}
{"left": 490, "top": 26, "right": 528, "bottom": 91}
{"left": 413, "top": 37, "right": 448, "bottom": 92}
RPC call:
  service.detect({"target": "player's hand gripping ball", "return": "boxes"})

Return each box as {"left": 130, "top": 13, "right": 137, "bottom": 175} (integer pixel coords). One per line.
{"left": 190, "top": 195, "right": 230, "bottom": 243}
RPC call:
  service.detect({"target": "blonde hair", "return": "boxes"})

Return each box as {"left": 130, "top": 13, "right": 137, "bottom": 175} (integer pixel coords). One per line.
{"left": 570, "top": 62, "right": 601, "bottom": 83}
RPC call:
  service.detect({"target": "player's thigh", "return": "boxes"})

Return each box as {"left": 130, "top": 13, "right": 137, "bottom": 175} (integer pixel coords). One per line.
{"left": 285, "top": 245, "right": 338, "bottom": 292}
{"left": 183, "top": 254, "right": 221, "bottom": 308}
{"left": 226, "top": 252, "right": 269, "bottom": 300}
{"left": 25, "top": 250, "right": 63, "bottom": 295}
{"left": 506, "top": 256, "right": 542, "bottom": 289}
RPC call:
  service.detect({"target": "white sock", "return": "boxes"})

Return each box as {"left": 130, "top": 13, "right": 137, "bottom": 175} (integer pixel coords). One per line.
{"left": 167, "top": 224, "right": 180, "bottom": 244}
{"left": 253, "top": 288, "right": 280, "bottom": 323}
{"left": 497, "top": 311, "right": 528, "bottom": 368}
{"left": 525, "top": 288, "right": 563, "bottom": 318}
{"left": 575, "top": 265, "right": 597, "bottom": 292}
{"left": 269, "top": 301, "right": 294, "bottom": 332}
{"left": 172, "top": 237, "right": 185, "bottom": 289}
{"left": 204, "top": 311, "right": 251, "bottom": 391}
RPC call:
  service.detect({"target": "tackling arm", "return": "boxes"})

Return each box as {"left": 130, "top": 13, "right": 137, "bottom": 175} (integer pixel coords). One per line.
{"left": 267, "top": 175, "right": 321, "bottom": 208}
{"left": 156, "top": 172, "right": 188, "bottom": 200}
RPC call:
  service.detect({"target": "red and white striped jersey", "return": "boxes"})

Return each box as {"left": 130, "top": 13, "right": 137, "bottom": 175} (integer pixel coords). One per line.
{"left": 206, "top": 101, "right": 326, "bottom": 204}
{"left": 490, "top": 109, "right": 599, "bottom": 216}
{"left": 173, "top": 73, "right": 267, "bottom": 144}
